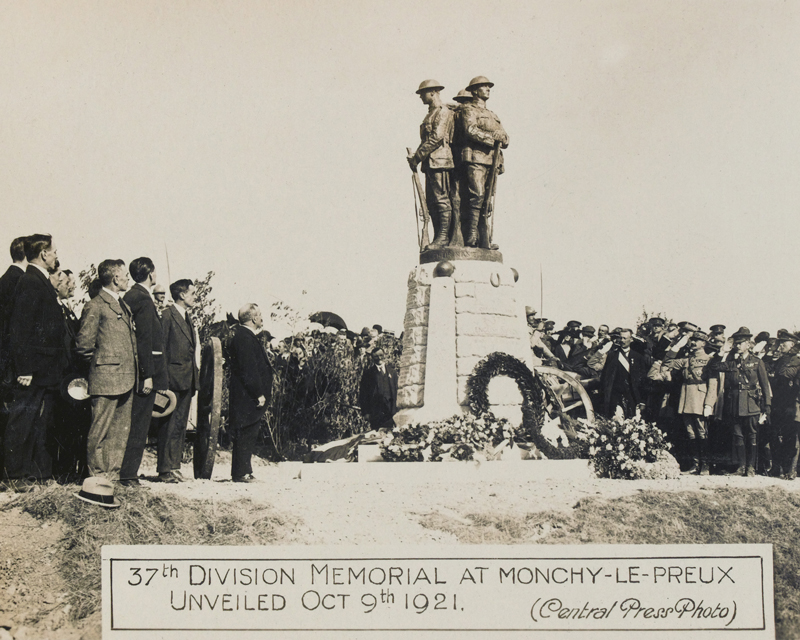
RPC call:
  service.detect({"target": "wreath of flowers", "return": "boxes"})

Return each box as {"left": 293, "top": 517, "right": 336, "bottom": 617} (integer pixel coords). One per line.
{"left": 465, "top": 352, "right": 584, "bottom": 460}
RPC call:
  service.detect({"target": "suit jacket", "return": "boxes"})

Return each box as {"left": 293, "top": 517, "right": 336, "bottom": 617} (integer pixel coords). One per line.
{"left": 228, "top": 325, "right": 273, "bottom": 428}
{"left": 711, "top": 352, "right": 772, "bottom": 417}
{"left": 0, "top": 264, "right": 25, "bottom": 372}
{"left": 600, "top": 344, "right": 652, "bottom": 411}
{"left": 8, "top": 265, "right": 68, "bottom": 387}
{"left": 75, "top": 289, "right": 137, "bottom": 396}
{"left": 124, "top": 283, "right": 168, "bottom": 391}
{"left": 359, "top": 362, "right": 398, "bottom": 424}
{"left": 161, "top": 304, "right": 198, "bottom": 393}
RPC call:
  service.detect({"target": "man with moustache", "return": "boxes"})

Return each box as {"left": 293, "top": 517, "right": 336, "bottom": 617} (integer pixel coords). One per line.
{"left": 228, "top": 303, "right": 273, "bottom": 482}
{"left": 119, "top": 257, "right": 168, "bottom": 487}
{"left": 3, "top": 235, "right": 67, "bottom": 488}
{"left": 599, "top": 328, "right": 652, "bottom": 419}
{"left": 75, "top": 259, "right": 138, "bottom": 481}
{"left": 158, "top": 279, "right": 198, "bottom": 482}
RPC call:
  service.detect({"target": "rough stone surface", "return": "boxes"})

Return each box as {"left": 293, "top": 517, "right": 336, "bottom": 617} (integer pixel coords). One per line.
{"left": 455, "top": 296, "right": 518, "bottom": 317}
{"left": 404, "top": 326, "right": 428, "bottom": 347}
{"left": 406, "top": 285, "right": 431, "bottom": 309}
{"left": 400, "top": 345, "right": 427, "bottom": 369}
{"left": 399, "top": 364, "right": 426, "bottom": 388}
{"left": 404, "top": 307, "right": 429, "bottom": 327}
{"left": 397, "top": 385, "right": 424, "bottom": 408}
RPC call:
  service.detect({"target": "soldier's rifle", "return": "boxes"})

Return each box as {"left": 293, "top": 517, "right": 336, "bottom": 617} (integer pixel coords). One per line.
{"left": 481, "top": 140, "right": 502, "bottom": 248}
{"left": 406, "top": 147, "right": 430, "bottom": 251}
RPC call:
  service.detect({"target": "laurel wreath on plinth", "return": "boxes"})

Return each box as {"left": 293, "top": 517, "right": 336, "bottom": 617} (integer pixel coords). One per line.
{"left": 465, "top": 352, "right": 583, "bottom": 460}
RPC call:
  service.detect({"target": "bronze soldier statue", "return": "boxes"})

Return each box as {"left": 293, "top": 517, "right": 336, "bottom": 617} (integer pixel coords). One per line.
{"left": 408, "top": 80, "right": 455, "bottom": 249}
{"left": 459, "top": 76, "right": 509, "bottom": 248}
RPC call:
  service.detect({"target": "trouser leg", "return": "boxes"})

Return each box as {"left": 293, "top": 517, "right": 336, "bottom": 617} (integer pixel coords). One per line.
{"left": 120, "top": 389, "right": 157, "bottom": 480}
{"left": 88, "top": 391, "right": 132, "bottom": 481}
{"left": 3, "top": 385, "right": 51, "bottom": 479}
{"left": 157, "top": 389, "right": 192, "bottom": 474}
{"left": 425, "top": 170, "right": 453, "bottom": 247}
{"left": 465, "top": 164, "right": 488, "bottom": 246}
{"left": 231, "top": 420, "right": 260, "bottom": 478}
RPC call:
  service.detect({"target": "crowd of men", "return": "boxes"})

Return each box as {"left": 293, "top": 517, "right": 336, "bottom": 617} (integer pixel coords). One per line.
{"left": 526, "top": 309, "right": 799, "bottom": 479}
{"left": 0, "top": 234, "right": 273, "bottom": 494}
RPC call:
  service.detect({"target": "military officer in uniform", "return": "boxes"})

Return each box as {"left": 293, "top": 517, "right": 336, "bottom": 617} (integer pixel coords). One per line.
{"left": 460, "top": 75, "right": 508, "bottom": 248}
{"left": 768, "top": 334, "right": 800, "bottom": 478}
{"left": 706, "top": 328, "right": 771, "bottom": 476}
{"left": 409, "top": 80, "right": 455, "bottom": 249}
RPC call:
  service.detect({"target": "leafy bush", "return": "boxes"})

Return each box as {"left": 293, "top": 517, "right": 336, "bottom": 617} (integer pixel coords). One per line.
{"left": 584, "top": 414, "right": 677, "bottom": 479}
{"left": 380, "top": 412, "right": 515, "bottom": 462}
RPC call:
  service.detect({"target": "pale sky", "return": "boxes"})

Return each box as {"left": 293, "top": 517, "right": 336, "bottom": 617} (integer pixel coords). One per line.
{"left": 2, "top": 1, "right": 799, "bottom": 337}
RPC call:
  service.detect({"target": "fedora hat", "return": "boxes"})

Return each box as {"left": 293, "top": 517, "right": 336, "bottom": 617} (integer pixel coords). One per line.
{"left": 152, "top": 389, "right": 178, "bottom": 418}
{"left": 73, "top": 476, "right": 120, "bottom": 509}
{"left": 60, "top": 372, "right": 90, "bottom": 405}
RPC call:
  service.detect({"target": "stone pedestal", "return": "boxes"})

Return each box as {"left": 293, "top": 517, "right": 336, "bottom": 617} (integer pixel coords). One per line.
{"left": 394, "top": 249, "right": 533, "bottom": 427}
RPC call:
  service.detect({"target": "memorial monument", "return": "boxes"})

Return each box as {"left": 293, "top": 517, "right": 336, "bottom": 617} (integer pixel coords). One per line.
{"left": 395, "top": 76, "right": 532, "bottom": 427}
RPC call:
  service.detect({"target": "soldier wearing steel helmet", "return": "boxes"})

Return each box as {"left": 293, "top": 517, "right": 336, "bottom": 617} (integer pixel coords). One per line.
{"left": 459, "top": 75, "right": 509, "bottom": 248}
{"left": 408, "top": 79, "right": 456, "bottom": 249}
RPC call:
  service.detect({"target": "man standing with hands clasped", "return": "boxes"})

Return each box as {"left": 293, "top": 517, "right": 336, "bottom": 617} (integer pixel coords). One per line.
{"left": 158, "top": 279, "right": 198, "bottom": 483}
{"left": 228, "top": 304, "right": 272, "bottom": 483}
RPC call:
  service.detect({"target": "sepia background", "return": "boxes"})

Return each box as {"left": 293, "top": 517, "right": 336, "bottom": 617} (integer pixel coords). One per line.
{"left": 2, "top": 0, "right": 799, "bottom": 335}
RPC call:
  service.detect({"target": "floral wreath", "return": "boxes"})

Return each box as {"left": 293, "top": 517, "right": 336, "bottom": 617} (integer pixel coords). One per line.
{"left": 465, "top": 352, "right": 583, "bottom": 460}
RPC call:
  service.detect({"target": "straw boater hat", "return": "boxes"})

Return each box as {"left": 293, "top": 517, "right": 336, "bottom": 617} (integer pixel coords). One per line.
{"left": 152, "top": 389, "right": 178, "bottom": 418}
{"left": 73, "top": 477, "right": 120, "bottom": 509}
{"left": 59, "top": 372, "right": 90, "bottom": 405}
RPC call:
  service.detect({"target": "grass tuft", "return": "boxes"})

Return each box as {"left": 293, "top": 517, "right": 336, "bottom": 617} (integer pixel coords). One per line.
{"left": 420, "top": 486, "right": 800, "bottom": 639}
{"left": 3, "top": 484, "right": 300, "bottom": 622}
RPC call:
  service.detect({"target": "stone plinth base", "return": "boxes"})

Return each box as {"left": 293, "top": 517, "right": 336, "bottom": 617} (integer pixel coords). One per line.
{"left": 395, "top": 257, "right": 532, "bottom": 427}
{"left": 283, "top": 459, "right": 592, "bottom": 483}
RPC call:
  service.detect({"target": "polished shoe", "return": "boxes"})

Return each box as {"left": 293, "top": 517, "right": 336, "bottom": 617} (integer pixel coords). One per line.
{"left": 725, "top": 466, "right": 745, "bottom": 477}
{"left": 232, "top": 474, "right": 256, "bottom": 483}
{"left": 157, "top": 473, "right": 179, "bottom": 484}
{"left": 171, "top": 469, "right": 188, "bottom": 482}
{"left": 119, "top": 479, "right": 141, "bottom": 487}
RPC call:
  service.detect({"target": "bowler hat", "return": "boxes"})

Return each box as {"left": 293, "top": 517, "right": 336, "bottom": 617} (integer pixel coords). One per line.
{"left": 152, "top": 389, "right": 178, "bottom": 418}
{"left": 466, "top": 75, "right": 494, "bottom": 91}
{"left": 416, "top": 79, "right": 444, "bottom": 94}
{"left": 73, "top": 477, "right": 120, "bottom": 509}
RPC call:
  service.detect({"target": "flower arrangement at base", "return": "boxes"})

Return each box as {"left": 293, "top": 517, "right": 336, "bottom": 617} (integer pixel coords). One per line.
{"left": 380, "top": 413, "right": 516, "bottom": 462}
{"left": 584, "top": 414, "right": 677, "bottom": 479}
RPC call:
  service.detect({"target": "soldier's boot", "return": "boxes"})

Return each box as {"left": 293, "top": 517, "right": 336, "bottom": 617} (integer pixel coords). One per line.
{"left": 465, "top": 209, "right": 480, "bottom": 247}
{"left": 745, "top": 439, "right": 757, "bottom": 477}
{"left": 726, "top": 444, "right": 746, "bottom": 476}
{"left": 681, "top": 439, "right": 699, "bottom": 475}
{"left": 697, "top": 439, "right": 710, "bottom": 476}
{"left": 430, "top": 208, "right": 451, "bottom": 249}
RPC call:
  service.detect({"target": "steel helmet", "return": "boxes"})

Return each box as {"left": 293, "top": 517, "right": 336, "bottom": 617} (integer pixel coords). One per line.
{"left": 416, "top": 79, "right": 444, "bottom": 94}
{"left": 453, "top": 89, "right": 473, "bottom": 102}
{"left": 466, "top": 75, "right": 494, "bottom": 91}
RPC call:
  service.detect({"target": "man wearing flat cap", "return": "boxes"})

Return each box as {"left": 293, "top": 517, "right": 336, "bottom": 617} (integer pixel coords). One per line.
{"left": 459, "top": 75, "right": 508, "bottom": 248}
{"left": 409, "top": 80, "right": 456, "bottom": 249}
{"left": 659, "top": 331, "right": 716, "bottom": 474}
{"left": 768, "top": 334, "right": 800, "bottom": 479}
{"left": 707, "top": 327, "right": 771, "bottom": 476}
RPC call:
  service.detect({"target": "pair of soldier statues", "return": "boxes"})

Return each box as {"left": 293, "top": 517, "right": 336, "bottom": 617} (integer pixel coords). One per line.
{"left": 408, "top": 75, "right": 509, "bottom": 251}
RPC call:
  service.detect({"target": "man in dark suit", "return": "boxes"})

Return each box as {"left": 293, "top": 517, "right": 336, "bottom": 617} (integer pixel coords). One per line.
{"left": 75, "top": 259, "right": 138, "bottom": 481}
{"left": 228, "top": 303, "right": 273, "bottom": 482}
{"left": 158, "top": 278, "right": 198, "bottom": 482}
{"left": 3, "top": 234, "right": 67, "bottom": 488}
{"left": 119, "top": 258, "right": 168, "bottom": 486}
{"left": 359, "top": 348, "right": 398, "bottom": 430}
{"left": 600, "top": 328, "right": 652, "bottom": 419}
{"left": 0, "top": 237, "right": 28, "bottom": 384}
{"left": 0, "top": 236, "right": 28, "bottom": 475}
